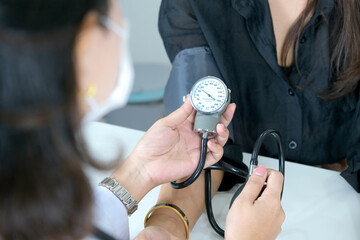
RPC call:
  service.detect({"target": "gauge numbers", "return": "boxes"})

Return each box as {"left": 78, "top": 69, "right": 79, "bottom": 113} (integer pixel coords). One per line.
{"left": 190, "top": 77, "right": 228, "bottom": 114}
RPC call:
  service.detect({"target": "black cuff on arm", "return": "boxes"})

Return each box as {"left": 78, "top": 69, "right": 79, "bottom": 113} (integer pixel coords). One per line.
{"left": 341, "top": 150, "right": 360, "bottom": 193}
{"left": 218, "top": 140, "right": 248, "bottom": 191}
{"left": 163, "top": 47, "right": 223, "bottom": 115}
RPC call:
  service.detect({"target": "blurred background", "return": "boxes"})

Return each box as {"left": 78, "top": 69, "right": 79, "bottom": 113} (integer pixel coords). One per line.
{"left": 105, "top": 0, "right": 171, "bottom": 131}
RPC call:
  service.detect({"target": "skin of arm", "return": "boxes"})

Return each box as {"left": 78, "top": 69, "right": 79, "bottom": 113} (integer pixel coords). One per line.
{"left": 136, "top": 171, "right": 224, "bottom": 240}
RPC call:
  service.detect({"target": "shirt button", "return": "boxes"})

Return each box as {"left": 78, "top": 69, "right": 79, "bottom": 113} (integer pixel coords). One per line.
{"left": 289, "top": 141, "right": 297, "bottom": 150}
{"left": 288, "top": 89, "right": 295, "bottom": 96}
{"left": 300, "top": 36, "right": 306, "bottom": 44}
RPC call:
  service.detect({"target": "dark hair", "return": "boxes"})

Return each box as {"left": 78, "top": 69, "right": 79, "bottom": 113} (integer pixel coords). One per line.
{"left": 0, "top": 0, "right": 109, "bottom": 239}
{"left": 281, "top": 0, "right": 360, "bottom": 99}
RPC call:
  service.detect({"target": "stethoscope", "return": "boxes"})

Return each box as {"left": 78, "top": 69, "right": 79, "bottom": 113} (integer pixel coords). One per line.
{"left": 171, "top": 76, "right": 285, "bottom": 238}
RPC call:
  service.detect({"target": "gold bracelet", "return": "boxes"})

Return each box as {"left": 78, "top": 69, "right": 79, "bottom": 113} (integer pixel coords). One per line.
{"left": 144, "top": 203, "right": 189, "bottom": 239}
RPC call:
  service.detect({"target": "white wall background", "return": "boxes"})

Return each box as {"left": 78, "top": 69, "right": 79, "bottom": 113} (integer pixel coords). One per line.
{"left": 119, "top": 0, "right": 170, "bottom": 66}
{"left": 106, "top": 1, "right": 170, "bottom": 131}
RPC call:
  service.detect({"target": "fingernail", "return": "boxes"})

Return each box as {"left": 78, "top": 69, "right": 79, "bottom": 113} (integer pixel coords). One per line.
{"left": 254, "top": 165, "right": 266, "bottom": 176}
{"left": 183, "top": 94, "right": 190, "bottom": 102}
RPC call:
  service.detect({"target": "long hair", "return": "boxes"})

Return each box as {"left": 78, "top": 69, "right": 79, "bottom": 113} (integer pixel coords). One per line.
{"left": 0, "top": 0, "right": 108, "bottom": 239}
{"left": 281, "top": 0, "right": 360, "bottom": 99}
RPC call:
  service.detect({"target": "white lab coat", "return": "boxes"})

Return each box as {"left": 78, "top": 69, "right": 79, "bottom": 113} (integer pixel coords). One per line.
{"left": 86, "top": 187, "right": 130, "bottom": 240}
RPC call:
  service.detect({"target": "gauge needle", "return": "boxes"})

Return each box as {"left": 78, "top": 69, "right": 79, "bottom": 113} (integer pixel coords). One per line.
{"left": 201, "top": 89, "right": 215, "bottom": 100}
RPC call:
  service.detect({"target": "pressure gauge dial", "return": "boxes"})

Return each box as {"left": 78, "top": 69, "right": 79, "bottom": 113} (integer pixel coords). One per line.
{"left": 190, "top": 76, "right": 230, "bottom": 138}
{"left": 190, "top": 76, "right": 229, "bottom": 114}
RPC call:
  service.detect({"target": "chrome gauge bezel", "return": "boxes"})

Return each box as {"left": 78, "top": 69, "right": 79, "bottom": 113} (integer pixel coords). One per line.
{"left": 190, "top": 76, "right": 229, "bottom": 114}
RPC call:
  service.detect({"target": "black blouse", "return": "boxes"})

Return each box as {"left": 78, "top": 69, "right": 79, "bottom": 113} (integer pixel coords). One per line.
{"left": 158, "top": 0, "right": 360, "bottom": 192}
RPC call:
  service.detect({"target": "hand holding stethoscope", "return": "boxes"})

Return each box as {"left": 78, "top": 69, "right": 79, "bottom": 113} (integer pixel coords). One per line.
{"left": 169, "top": 76, "right": 285, "bottom": 237}
{"left": 225, "top": 165, "right": 285, "bottom": 240}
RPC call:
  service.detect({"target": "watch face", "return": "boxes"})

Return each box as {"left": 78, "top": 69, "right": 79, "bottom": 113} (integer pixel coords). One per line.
{"left": 190, "top": 76, "right": 228, "bottom": 113}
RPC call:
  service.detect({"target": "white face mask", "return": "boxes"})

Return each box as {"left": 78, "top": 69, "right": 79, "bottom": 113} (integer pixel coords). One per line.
{"left": 82, "top": 16, "right": 134, "bottom": 124}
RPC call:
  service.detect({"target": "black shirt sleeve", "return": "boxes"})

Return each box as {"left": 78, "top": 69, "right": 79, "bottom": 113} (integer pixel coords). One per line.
{"left": 341, "top": 149, "right": 360, "bottom": 193}
{"left": 158, "top": 0, "right": 208, "bottom": 62}
{"left": 159, "top": 0, "right": 246, "bottom": 191}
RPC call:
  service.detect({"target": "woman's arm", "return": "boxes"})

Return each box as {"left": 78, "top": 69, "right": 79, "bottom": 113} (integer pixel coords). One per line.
{"left": 136, "top": 171, "right": 223, "bottom": 240}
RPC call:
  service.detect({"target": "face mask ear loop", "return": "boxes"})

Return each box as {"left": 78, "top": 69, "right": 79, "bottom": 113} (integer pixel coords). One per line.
{"left": 99, "top": 16, "right": 128, "bottom": 38}
{"left": 84, "top": 83, "right": 100, "bottom": 111}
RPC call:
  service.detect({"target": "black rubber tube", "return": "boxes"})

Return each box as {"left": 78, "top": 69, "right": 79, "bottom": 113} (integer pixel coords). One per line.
{"left": 205, "top": 169, "right": 225, "bottom": 237}
{"left": 207, "top": 129, "right": 286, "bottom": 238}
{"left": 249, "top": 129, "right": 285, "bottom": 198}
{"left": 171, "top": 134, "right": 208, "bottom": 189}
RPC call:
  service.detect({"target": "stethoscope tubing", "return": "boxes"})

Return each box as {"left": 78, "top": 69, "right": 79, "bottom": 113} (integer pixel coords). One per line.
{"left": 170, "top": 129, "right": 285, "bottom": 238}
{"left": 205, "top": 129, "right": 285, "bottom": 238}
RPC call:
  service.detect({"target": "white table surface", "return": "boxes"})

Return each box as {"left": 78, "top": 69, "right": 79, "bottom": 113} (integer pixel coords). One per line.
{"left": 83, "top": 122, "right": 360, "bottom": 240}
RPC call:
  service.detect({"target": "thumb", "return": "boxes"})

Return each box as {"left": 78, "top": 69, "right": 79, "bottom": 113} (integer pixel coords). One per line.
{"left": 240, "top": 165, "right": 267, "bottom": 203}
{"left": 162, "top": 95, "right": 195, "bottom": 128}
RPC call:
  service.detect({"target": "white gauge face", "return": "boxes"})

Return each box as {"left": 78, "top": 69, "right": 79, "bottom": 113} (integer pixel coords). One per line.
{"left": 190, "top": 77, "right": 228, "bottom": 113}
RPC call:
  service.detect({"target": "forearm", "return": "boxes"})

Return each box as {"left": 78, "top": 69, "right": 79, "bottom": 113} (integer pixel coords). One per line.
{"left": 145, "top": 170, "right": 224, "bottom": 237}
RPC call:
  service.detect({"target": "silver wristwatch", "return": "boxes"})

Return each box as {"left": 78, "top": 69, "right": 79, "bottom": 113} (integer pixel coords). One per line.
{"left": 99, "top": 177, "right": 138, "bottom": 216}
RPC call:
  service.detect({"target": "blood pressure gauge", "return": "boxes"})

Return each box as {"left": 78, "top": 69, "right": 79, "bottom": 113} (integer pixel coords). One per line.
{"left": 190, "top": 76, "right": 230, "bottom": 138}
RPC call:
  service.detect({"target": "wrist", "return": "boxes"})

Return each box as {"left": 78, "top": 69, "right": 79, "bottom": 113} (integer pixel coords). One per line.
{"left": 111, "top": 155, "right": 155, "bottom": 204}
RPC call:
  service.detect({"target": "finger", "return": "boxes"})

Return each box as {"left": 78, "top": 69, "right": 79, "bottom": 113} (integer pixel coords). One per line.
{"left": 214, "top": 123, "right": 229, "bottom": 147}
{"left": 239, "top": 165, "right": 267, "bottom": 203}
{"left": 162, "top": 95, "right": 195, "bottom": 128}
{"left": 261, "top": 169, "right": 284, "bottom": 199}
{"left": 220, "top": 103, "right": 236, "bottom": 127}
{"left": 203, "top": 140, "right": 224, "bottom": 168}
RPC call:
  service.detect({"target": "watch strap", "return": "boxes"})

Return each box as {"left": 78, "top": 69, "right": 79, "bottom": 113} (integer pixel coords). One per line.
{"left": 99, "top": 177, "right": 138, "bottom": 216}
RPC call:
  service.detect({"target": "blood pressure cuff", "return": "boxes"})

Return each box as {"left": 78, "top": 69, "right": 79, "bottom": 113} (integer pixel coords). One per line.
{"left": 217, "top": 139, "right": 248, "bottom": 191}
{"left": 164, "top": 46, "right": 224, "bottom": 115}
{"left": 164, "top": 47, "right": 247, "bottom": 191}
